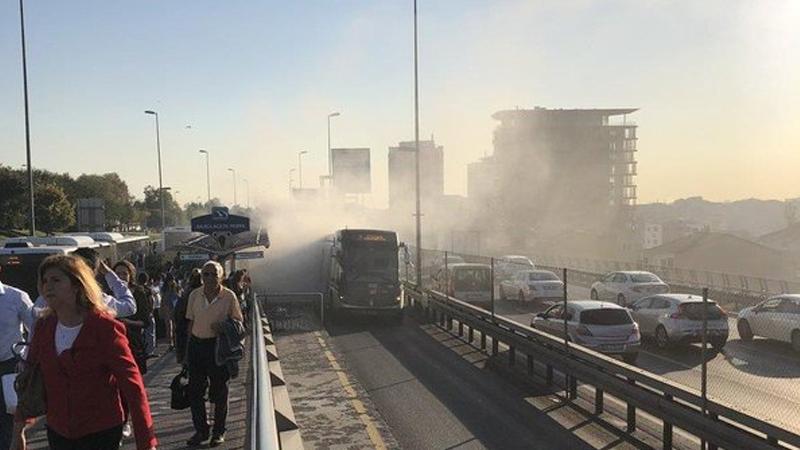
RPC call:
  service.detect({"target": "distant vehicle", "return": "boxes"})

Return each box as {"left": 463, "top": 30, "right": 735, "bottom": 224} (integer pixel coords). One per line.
{"left": 590, "top": 271, "right": 669, "bottom": 306}
{"left": 531, "top": 300, "right": 640, "bottom": 364}
{"left": 737, "top": 295, "right": 800, "bottom": 352}
{"left": 629, "top": 294, "right": 728, "bottom": 350}
{"left": 496, "top": 255, "right": 535, "bottom": 281}
{"left": 326, "top": 229, "right": 402, "bottom": 319}
{"left": 499, "top": 269, "right": 563, "bottom": 303}
{"left": 435, "top": 263, "right": 492, "bottom": 309}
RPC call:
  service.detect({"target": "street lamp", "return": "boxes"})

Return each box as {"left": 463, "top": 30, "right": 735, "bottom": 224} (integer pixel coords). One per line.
{"left": 227, "top": 168, "right": 237, "bottom": 206}
{"left": 18, "top": 0, "right": 35, "bottom": 235}
{"left": 413, "top": 0, "right": 423, "bottom": 286}
{"left": 327, "top": 112, "right": 340, "bottom": 178}
{"left": 298, "top": 150, "right": 308, "bottom": 189}
{"left": 144, "top": 110, "right": 165, "bottom": 230}
{"left": 243, "top": 178, "right": 250, "bottom": 209}
{"left": 199, "top": 149, "right": 211, "bottom": 203}
{"left": 289, "top": 168, "right": 296, "bottom": 192}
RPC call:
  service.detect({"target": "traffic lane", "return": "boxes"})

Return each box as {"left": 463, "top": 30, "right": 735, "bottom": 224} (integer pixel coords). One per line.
{"left": 325, "top": 315, "right": 594, "bottom": 450}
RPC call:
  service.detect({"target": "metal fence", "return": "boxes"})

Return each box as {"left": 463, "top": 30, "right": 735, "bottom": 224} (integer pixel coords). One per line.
{"left": 404, "top": 282, "right": 800, "bottom": 450}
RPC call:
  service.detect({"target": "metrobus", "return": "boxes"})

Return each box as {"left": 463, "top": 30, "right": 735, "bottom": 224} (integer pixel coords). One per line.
{"left": 326, "top": 229, "right": 402, "bottom": 319}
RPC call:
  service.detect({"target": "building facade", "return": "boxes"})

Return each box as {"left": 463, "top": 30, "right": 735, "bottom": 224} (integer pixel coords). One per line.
{"left": 388, "top": 139, "right": 444, "bottom": 213}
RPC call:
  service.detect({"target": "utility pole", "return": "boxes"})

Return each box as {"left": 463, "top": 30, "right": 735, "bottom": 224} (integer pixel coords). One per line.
{"left": 413, "top": 0, "right": 423, "bottom": 286}
{"left": 19, "top": 0, "right": 35, "bottom": 235}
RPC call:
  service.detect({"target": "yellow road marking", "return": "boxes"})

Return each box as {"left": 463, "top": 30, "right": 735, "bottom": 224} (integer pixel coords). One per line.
{"left": 316, "top": 334, "right": 387, "bottom": 450}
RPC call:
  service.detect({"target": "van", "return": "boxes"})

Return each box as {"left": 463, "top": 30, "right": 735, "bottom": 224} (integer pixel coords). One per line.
{"left": 435, "top": 263, "right": 492, "bottom": 309}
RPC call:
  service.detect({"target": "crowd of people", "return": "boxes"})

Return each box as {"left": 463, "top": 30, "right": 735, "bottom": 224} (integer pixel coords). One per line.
{"left": 0, "top": 250, "right": 252, "bottom": 450}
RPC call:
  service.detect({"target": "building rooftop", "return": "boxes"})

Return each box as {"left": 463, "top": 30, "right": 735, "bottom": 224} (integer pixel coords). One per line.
{"left": 492, "top": 107, "right": 638, "bottom": 121}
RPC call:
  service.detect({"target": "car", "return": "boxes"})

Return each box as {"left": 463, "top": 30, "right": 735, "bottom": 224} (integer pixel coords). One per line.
{"left": 531, "top": 300, "right": 640, "bottom": 363}
{"left": 590, "top": 271, "right": 669, "bottom": 306}
{"left": 434, "top": 263, "right": 493, "bottom": 309}
{"left": 629, "top": 294, "right": 729, "bottom": 350}
{"left": 737, "top": 295, "right": 800, "bottom": 352}
{"left": 499, "top": 269, "right": 564, "bottom": 303}
{"left": 496, "top": 255, "right": 535, "bottom": 281}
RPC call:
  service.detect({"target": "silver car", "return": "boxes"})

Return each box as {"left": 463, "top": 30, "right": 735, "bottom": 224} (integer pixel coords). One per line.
{"left": 737, "top": 295, "right": 800, "bottom": 352}
{"left": 531, "top": 300, "right": 641, "bottom": 364}
{"left": 590, "top": 271, "right": 669, "bottom": 306}
{"left": 629, "top": 294, "right": 729, "bottom": 350}
{"left": 499, "top": 270, "right": 564, "bottom": 303}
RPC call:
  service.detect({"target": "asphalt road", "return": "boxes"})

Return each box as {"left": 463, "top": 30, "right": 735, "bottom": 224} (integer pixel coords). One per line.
{"left": 498, "top": 285, "right": 800, "bottom": 435}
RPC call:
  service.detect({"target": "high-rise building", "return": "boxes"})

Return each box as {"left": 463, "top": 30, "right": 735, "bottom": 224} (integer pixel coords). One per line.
{"left": 388, "top": 139, "right": 444, "bottom": 213}
{"left": 489, "top": 107, "right": 639, "bottom": 242}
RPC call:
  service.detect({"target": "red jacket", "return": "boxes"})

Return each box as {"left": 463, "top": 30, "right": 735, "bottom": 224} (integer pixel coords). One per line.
{"left": 18, "top": 311, "right": 157, "bottom": 450}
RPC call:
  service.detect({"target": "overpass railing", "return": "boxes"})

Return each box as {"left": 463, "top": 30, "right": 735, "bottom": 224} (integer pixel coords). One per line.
{"left": 403, "top": 281, "right": 800, "bottom": 450}
{"left": 248, "top": 292, "right": 303, "bottom": 450}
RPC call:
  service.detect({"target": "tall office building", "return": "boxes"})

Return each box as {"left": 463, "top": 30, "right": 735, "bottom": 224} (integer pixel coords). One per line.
{"left": 388, "top": 139, "right": 444, "bottom": 213}
{"left": 489, "top": 107, "right": 639, "bottom": 239}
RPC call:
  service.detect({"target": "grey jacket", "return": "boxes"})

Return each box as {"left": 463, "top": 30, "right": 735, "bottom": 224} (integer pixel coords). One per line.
{"left": 215, "top": 317, "right": 246, "bottom": 378}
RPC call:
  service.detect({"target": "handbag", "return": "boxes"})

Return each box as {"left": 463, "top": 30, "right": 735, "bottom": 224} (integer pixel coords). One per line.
{"left": 170, "top": 367, "right": 191, "bottom": 410}
{"left": 12, "top": 343, "right": 46, "bottom": 418}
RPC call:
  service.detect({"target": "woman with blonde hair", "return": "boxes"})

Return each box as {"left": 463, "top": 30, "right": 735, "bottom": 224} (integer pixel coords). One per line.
{"left": 11, "top": 255, "right": 157, "bottom": 450}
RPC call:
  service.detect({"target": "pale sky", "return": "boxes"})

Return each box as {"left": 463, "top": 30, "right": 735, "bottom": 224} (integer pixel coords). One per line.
{"left": 1, "top": 0, "right": 799, "bottom": 208}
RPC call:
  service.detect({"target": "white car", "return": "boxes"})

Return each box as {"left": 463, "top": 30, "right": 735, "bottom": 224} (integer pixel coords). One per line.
{"left": 499, "top": 270, "right": 563, "bottom": 303}
{"left": 737, "top": 295, "right": 800, "bottom": 352}
{"left": 590, "top": 271, "right": 669, "bottom": 306}
{"left": 496, "top": 255, "right": 535, "bottom": 281}
{"left": 629, "top": 294, "right": 729, "bottom": 350}
{"left": 531, "top": 301, "right": 641, "bottom": 364}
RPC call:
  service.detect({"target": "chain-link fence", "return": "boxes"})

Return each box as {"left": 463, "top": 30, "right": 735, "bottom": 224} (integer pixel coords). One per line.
{"left": 257, "top": 292, "right": 324, "bottom": 333}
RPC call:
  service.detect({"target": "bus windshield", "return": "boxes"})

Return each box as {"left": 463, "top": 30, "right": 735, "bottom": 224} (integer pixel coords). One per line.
{"left": 343, "top": 245, "right": 398, "bottom": 283}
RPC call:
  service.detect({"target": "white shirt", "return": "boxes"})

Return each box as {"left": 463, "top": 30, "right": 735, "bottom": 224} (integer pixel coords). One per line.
{"left": 55, "top": 322, "right": 83, "bottom": 356}
{"left": 0, "top": 282, "right": 34, "bottom": 362}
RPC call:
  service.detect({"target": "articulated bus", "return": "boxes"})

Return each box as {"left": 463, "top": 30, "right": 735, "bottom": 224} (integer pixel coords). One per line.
{"left": 326, "top": 229, "right": 403, "bottom": 320}
{"left": 0, "top": 234, "right": 150, "bottom": 298}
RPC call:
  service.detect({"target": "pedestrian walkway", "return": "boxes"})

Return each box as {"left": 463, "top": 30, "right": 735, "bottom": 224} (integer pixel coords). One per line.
{"left": 25, "top": 343, "right": 250, "bottom": 450}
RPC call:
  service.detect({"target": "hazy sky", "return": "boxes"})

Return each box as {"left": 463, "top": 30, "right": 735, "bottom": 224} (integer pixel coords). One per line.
{"left": 1, "top": 1, "right": 798, "bottom": 208}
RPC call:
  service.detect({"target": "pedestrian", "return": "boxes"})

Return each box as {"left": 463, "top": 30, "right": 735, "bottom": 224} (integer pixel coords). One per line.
{"left": 173, "top": 269, "right": 202, "bottom": 365}
{"left": 0, "top": 268, "right": 34, "bottom": 450}
{"left": 10, "top": 255, "right": 156, "bottom": 450}
{"left": 144, "top": 275, "right": 161, "bottom": 358}
{"left": 32, "top": 247, "right": 137, "bottom": 321}
{"left": 185, "top": 261, "right": 243, "bottom": 447}
{"left": 160, "top": 274, "right": 178, "bottom": 351}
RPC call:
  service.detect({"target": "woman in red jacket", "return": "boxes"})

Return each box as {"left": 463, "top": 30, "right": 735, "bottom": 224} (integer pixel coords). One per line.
{"left": 10, "top": 255, "right": 157, "bottom": 450}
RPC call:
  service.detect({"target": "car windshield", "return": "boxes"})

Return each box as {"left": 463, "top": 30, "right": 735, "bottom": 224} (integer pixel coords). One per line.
{"left": 630, "top": 273, "right": 660, "bottom": 283}
{"left": 682, "top": 303, "right": 724, "bottom": 320}
{"left": 529, "top": 272, "right": 558, "bottom": 281}
{"left": 580, "top": 309, "right": 633, "bottom": 325}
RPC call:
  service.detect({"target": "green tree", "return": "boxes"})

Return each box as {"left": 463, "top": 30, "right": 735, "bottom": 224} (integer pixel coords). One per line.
{"left": 142, "top": 185, "right": 184, "bottom": 229}
{"left": 0, "top": 165, "right": 27, "bottom": 230}
{"left": 72, "top": 173, "right": 134, "bottom": 229}
{"left": 35, "top": 183, "right": 75, "bottom": 233}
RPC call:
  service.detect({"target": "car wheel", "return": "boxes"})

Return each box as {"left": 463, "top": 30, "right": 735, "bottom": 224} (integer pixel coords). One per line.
{"left": 655, "top": 326, "right": 670, "bottom": 349}
{"left": 590, "top": 289, "right": 599, "bottom": 300}
{"left": 617, "top": 293, "right": 626, "bottom": 306}
{"left": 737, "top": 319, "right": 753, "bottom": 341}
{"left": 792, "top": 330, "right": 800, "bottom": 353}
{"left": 711, "top": 337, "right": 726, "bottom": 351}
{"left": 622, "top": 352, "right": 638, "bottom": 364}
{"left": 518, "top": 290, "right": 525, "bottom": 303}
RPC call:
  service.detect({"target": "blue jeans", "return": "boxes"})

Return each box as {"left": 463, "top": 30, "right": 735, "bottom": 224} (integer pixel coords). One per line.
{"left": 144, "top": 315, "right": 156, "bottom": 356}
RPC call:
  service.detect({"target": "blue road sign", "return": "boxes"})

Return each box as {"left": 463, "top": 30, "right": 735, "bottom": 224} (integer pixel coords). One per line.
{"left": 191, "top": 207, "right": 250, "bottom": 234}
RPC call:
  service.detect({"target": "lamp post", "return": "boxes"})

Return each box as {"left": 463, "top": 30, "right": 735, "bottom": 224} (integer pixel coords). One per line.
{"left": 413, "top": 0, "right": 423, "bottom": 286}
{"left": 243, "top": 178, "right": 250, "bottom": 209}
{"left": 227, "top": 168, "right": 237, "bottom": 206}
{"left": 199, "top": 149, "right": 210, "bottom": 203}
{"left": 144, "top": 110, "right": 165, "bottom": 230}
{"left": 289, "top": 168, "right": 296, "bottom": 192}
{"left": 327, "top": 112, "right": 340, "bottom": 179}
{"left": 18, "top": 0, "right": 35, "bottom": 235}
{"left": 298, "top": 150, "right": 308, "bottom": 189}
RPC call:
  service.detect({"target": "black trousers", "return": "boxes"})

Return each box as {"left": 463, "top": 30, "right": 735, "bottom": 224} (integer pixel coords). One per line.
{"left": 46, "top": 425, "right": 123, "bottom": 450}
{"left": 187, "top": 337, "right": 230, "bottom": 436}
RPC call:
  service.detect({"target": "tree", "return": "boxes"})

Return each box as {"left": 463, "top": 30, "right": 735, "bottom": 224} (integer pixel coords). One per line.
{"left": 142, "top": 186, "right": 184, "bottom": 229}
{"left": 72, "top": 173, "right": 134, "bottom": 229}
{"left": 35, "top": 183, "right": 75, "bottom": 233}
{"left": 0, "top": 165, "right": 27, "bottom": 230}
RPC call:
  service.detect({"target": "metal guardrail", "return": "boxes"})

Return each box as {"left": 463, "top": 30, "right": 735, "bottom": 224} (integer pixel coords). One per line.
{"left": 248, "top": 293, "right": 303, "bottom": 450}
{"left": 403, "top": 281, "right": 800, "bottom": 450}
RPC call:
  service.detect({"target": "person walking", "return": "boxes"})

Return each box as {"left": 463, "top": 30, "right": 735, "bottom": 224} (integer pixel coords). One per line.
{"left": 185, "top": 261, "right": 243, "bottom": 447}
{"left": 174, "top": 269, "right": 202, "bottom": 365}
{"left": 144, "top": 275, "right": 161, "bottom": 358}
{"left": 160, "top": 274, "right": 178, "bottom": 351}
{"left": 0, "top": 268, "right": 33, "bottom": 450}
{"left": 10, "top": 255, "right": 156, "bottom": 450}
